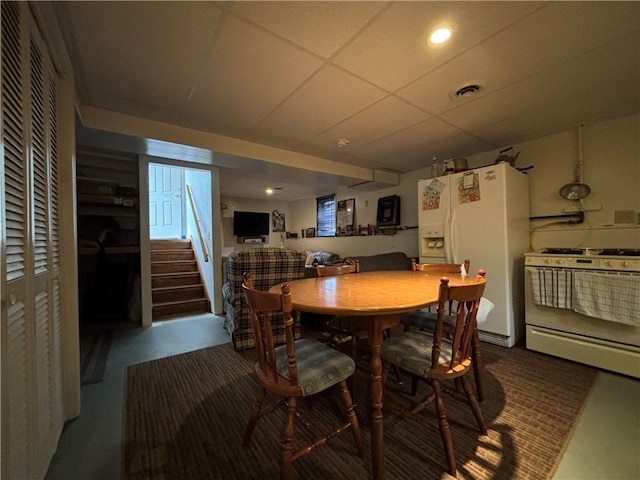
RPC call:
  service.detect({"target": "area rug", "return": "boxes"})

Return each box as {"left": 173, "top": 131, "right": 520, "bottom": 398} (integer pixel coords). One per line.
{"left": 122, "top": 342, "right": 597, "bottom": 479}
{"left": 80, "top": 329, "right": 113, "bottom": 385}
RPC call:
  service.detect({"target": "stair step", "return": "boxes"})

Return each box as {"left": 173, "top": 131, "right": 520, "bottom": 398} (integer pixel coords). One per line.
{"left": 150, "top": 239, "right": 192, "bottom": 250}
{"left": 151, "top": 250, "right": 195, "bottom": 262}
{"left": 152, "top": 284, "right": 206, "bottom": 303}
{"left": 151, "top": 260, "right": 198, "bottom": 274}
{"left": 152, "top": 298, "right": 210, "bottom": 320}
{"left": 150, "top": 238, "right": 209, "bottom": 321}
{"left": 151, "top": 272, "right": 202, "bottom": 288}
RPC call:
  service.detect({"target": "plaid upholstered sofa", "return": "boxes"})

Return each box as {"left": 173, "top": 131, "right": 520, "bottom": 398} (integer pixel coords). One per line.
{"left": 223, "top": 247, "right": 307, "bottom": 350}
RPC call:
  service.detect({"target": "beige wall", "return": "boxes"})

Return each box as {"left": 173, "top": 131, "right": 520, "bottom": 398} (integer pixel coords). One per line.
{"left": 508, "top": 113, "right": 639, "bottom": 249}
{"left": 276, "top": 113, "right": 639, "bottom": 256}
{"left": 219, "top": 197, "right": 292, "bottom": 255}
{"left": 220, "top": 113, "right": 639, "bottom": 258}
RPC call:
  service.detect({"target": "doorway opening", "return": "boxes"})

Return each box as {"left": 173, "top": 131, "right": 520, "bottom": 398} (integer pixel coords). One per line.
{"left": 147, "top": 163, "right": 214, "bottom": 323}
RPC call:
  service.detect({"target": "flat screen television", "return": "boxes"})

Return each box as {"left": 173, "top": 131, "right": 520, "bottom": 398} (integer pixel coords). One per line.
{"left": 233, "top": 211, "right": 270, "bottom": 237}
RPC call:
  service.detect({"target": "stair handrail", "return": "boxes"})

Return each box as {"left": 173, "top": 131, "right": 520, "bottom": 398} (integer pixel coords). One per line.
{"left": 185, "top": 184, "right": 210, "bottom": 263}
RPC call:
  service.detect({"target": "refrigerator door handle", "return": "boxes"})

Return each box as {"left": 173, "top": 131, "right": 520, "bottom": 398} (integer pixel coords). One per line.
{"left": 450, "top": 208, "right": 458, "bottom": 264}
{"left": 444, "top": 207, "right": 453, "bottom": 263}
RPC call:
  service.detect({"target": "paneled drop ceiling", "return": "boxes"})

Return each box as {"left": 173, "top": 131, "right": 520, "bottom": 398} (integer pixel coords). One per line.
{"left": 48, "top": 1, "right": 640, "bottom": 201}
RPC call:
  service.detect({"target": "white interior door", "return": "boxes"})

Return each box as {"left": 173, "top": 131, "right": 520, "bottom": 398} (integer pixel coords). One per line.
{"left": 149, "top": 163, "right": 184, "bottom": 239}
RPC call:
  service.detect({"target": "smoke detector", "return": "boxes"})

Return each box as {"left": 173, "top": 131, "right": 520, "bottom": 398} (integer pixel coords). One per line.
{"left": 336, "top": 138, "right": 350, "bottom": 148}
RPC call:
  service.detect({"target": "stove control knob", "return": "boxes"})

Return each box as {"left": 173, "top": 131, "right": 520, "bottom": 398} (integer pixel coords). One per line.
{"left": 623, "top": 261, "right": 631, "bottom": 268}
{"left": 555, "top": 258, "right": 564, "bottom": 265}
{"left": 605, "top": 260, "right": 614, "bottom": 268}
{"left": 545, "top": 259, "right": 553, "bottom": 264}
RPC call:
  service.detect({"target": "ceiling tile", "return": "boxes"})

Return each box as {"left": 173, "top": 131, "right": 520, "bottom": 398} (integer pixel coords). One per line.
{"left": 219, "top": 159, "right": 354, "bottom": 201}
{"left": 187, "top": 14, "right": 322, "bottom": 135}
{"left": 351, "top": 116, "right": 466, "bottom": 166}
{"left": 53, "top": 1, "right": 639, "bottom": 202}
{"left": 397, "top": 2, "right": 639, "bottom": 116}
{"left": 253, "top": 65, "right": 387, "bottom": 143}
{"left": 387, "top": 132, "right": 496, "bottom": 172}
{"left": 441, "top": 35, "right": 640, "bottom": 133}
{"left": 472, "top": 79, "right": 640, "bottom": 148}
{"left": 333, "top": 1, "right": 543, "bottom": 92}
{"left": 229, "top": 1, "right": 388, "bottom": 58}
{"left": 64, "top": 2, "right": 222, "bottom": 111}
{"left": 308, "top": 96, "right": 431, "bottom": 151}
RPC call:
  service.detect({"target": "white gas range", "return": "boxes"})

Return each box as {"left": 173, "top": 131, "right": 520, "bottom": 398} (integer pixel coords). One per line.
{"left": 524, "top": 248, "right": 640, "bottom": 378}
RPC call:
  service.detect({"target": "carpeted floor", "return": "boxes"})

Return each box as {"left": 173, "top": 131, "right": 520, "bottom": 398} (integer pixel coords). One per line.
{"left": 123, "top": 341, "right": 597, "bottom": 479}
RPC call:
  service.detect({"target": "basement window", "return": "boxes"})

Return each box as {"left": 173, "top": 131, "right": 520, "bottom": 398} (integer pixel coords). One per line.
{"left": 316, "top": 194, "right": 336, "bottom": 237}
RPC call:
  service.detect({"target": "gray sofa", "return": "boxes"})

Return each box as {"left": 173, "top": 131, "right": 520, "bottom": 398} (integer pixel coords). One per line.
{"left": 350, "top": 251, "right": 412, "bottom": 272}
{"left": 306, "top": 250, "right": 412, "bottom": 276}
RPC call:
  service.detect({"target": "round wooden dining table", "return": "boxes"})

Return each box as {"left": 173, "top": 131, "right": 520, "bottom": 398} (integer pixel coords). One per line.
{"left": 270, "top": 269, "right": 480, "bottom": 480}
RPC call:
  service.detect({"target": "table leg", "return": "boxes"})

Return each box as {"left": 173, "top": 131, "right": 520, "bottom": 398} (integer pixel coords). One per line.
{"left": 368, "top": 317, "right": 384, "bottom": 480}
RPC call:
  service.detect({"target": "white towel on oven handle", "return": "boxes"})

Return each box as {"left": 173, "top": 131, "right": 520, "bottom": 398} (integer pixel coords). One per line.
{"left": 572, "top": 271, "right": 640, "bottom": 326}
{"left": 528, "top": 268, "right": 573, "bottom": 309}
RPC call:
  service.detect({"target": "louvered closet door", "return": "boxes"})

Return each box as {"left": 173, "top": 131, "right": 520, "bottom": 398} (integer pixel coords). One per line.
{"left": 1, "top": 2, "right": 64, "bottom": 479}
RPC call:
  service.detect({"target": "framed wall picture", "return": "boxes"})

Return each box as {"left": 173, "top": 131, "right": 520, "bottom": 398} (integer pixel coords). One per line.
{"left": 336, "top": 198, "right": 355, "bottom": 236}
{"left": 272, "top": 210, "right": 286, "bottom": 232}
{"left": 306, "top": 227, "right": 316, "bottom": 238}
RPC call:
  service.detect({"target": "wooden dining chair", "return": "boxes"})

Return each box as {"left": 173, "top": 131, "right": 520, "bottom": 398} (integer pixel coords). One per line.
{"left": 401, "top": 259, "right": 470, "bottom": 333}
{"left": 241, "top": 273, "right": 363, "bottom": 479}
{"left": 314, "top": 260, "right": 360, "bottom": 347}
{"left": 411, "top": 257, "right": 470, "bottom": 273}
{"left": 314, "top": 259, "right": 360, "bottom": 277}
{"left": 313, "top": 260, "right": 367, "bottom": 398}
{"left": 380, "top": 271, "right": 488, "bottom": 476}
{"left": 315, "top": 261, "right": 404, "bottom": 404}
{"left": 401, "top": 259, "right": 485, "bottom": 402}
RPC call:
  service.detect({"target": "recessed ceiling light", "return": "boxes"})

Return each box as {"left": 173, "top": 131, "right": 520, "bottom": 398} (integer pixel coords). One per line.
{"left": 336, "top": 138, "right": 350, "bottom": 148}
{"left": 430, "top": 27, "right": 452, "bottom": 45}
{"left": 265, "top": 187, "right": 282, "bottom": 195}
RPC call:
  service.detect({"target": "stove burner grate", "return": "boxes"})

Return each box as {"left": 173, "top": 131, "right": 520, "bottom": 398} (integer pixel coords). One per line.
{"left": 598, "top": 249, "right": 640, "bottom": 257}
{"left": 540, "top": 248, "right": 640, "bottom": 257}
{"left": 540, "top": 248, "right": 584, "bottom": 255}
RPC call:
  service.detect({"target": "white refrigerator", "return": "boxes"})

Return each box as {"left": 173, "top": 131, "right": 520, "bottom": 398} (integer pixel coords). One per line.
{"left": 417, "top": 162, "right": 530, "bottom": 347}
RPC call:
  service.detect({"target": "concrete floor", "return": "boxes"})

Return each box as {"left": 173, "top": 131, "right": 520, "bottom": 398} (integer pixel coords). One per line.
{"left": 45, "top": 314, "right": 640, "bottom": 479}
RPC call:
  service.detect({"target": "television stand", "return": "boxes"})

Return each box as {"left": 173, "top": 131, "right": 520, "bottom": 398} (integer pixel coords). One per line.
{"left": 238, "top": 236, "right": 264, "bottom": 244}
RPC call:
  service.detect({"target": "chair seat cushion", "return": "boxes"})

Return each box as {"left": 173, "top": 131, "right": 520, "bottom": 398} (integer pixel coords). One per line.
{"left": 400, "top": 296, "right": 494, "bottom": 330}
{"left": 275, "top": 338, "right": 355, "bottom": 396}
{"left": 381, "top": 331, "right": 453, "bottom": 377}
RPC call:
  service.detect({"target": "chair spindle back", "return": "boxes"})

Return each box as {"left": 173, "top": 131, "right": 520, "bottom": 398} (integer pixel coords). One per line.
{"left": 432, "top": 270, "right": 486, "bottom": 372}
{"left": 242, "top": 273, "right": 297, "bottom": 388}
{"left": 314, "top": 259, "right": 360, "bottom": 277}
{"left": 411, "top": 258, "right": 470, "bottom": 275}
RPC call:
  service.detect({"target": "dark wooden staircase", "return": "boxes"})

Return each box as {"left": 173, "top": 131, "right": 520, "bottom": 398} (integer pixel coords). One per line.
{"left": 151, "top": 238, "right": 210, "bottom": 320}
